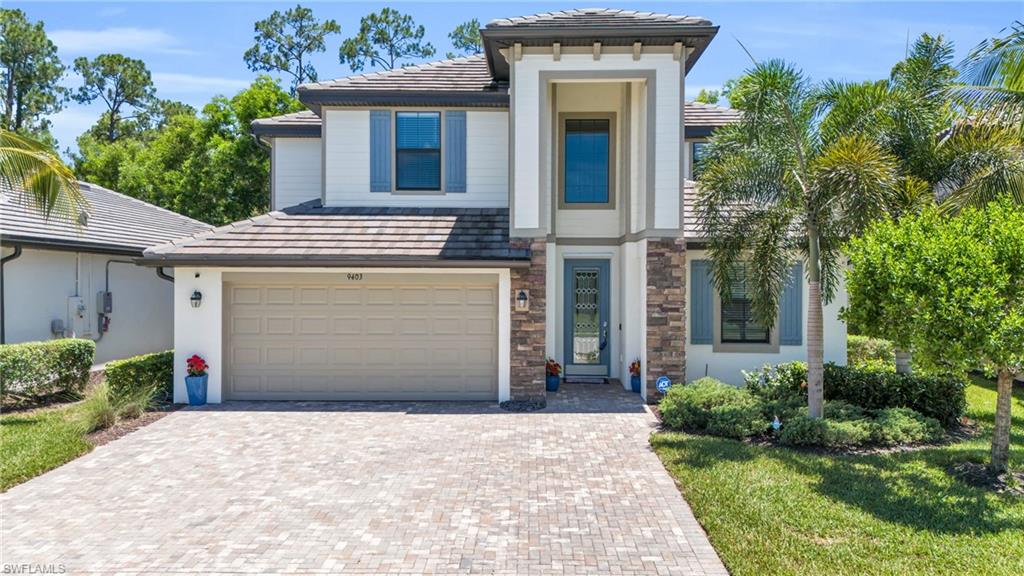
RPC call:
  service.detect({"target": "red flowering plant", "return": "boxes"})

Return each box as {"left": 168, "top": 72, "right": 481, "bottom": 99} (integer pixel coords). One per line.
{"left": 629, "top": 359, "right": 641, "bottom": 376}
{"left": 545, "top": 357, "right": 561, "bottom": 377}
{"left": 186, "top": 354, "right": 208, "bottom": 377}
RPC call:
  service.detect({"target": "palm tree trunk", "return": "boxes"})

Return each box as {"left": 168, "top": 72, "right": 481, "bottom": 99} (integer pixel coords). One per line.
{"left": 989, "top": 367, "right": 1014, "bottom": 474}
{"left": 806, "top": 230, "right": 824, "bottom": 419}
{"left": 894, "top": 349, "right": 912, "bottom": 374}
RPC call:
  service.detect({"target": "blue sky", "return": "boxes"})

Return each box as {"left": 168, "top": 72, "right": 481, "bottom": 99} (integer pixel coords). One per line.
{"left": 10, "top": 1, "right": 1021, "bottom": 154}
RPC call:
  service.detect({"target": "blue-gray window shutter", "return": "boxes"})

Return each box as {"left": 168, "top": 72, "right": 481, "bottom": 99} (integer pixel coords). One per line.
{"left": 445, "top": 111, "right": 467, "bottom": 192}
{"left": 690, "top": 259, "right": 713, "bottom": 344}
{"left": 370, "top": 110, "right": 391, "bottom": 192}
{"left": 779, "top": 263, "right": 803, "bottom": 345}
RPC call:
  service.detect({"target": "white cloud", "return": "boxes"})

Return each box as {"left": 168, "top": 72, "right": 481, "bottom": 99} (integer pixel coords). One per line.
{"left": 49, "top": 27, "right": 197, "bottom": 56}
{"left": 152, "top": 73, "right": 250, "bottom": 96}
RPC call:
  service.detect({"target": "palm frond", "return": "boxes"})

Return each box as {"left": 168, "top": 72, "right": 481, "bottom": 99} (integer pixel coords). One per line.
{"left": 938, "top": 124, "right": 1024, "bottom": 212}
{"left": 0, "top": 130, "right": 86, "bottom": 222}
{"left": 811, "top": 134, "right": 898, "bottom": 235}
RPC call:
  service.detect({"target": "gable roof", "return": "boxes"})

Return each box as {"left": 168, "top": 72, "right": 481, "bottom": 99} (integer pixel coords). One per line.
{"left": 141, "top": 202, "right": 528, "bottom": 267}
{"left": 1, "top": 181, "right": 212, "bottom": 256}
{"left": 297, "top": 55, "right": 507, "bottom": 113}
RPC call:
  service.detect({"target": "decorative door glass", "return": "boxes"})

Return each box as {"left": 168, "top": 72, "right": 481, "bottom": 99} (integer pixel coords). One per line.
{"left": 572, "top": 269, "right": 601, "bottom": 364}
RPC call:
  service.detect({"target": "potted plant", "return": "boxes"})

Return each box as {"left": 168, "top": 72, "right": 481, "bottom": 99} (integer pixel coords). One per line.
{"left": 545, "top": 357, "right": 561, "bottom": 392}
{"left": 185, "top": 354, "right": 209, "bottom": 406}
{"left": 629, "top": 359, "right": 642, "bottom": 393}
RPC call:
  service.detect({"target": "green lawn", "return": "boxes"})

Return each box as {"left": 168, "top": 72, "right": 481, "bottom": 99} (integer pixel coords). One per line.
{"left": 0, "top": 403, "right": 93, "bottom": 491}
{"left": 652, "top": 378, "right": 1024, "bottom": 576}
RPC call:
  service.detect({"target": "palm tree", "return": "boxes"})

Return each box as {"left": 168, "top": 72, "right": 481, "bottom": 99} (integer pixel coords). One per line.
{"left": 951, "top": 21, "right": 1024, "bottom": 131}
{"left": 696, "top": 60, "right": 898, "bottom": 418}
{"left": 0, "top": 130, "right": 85, "bottom": 221}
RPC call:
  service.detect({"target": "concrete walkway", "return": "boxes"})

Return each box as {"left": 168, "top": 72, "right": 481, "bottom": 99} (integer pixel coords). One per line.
{"left": 1, "top": 383, "right": 726, "bottom": 575}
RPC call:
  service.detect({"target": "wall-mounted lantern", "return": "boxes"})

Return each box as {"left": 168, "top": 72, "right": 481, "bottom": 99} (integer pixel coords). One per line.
{"left": 190, "top": 290, "right": 203, "bottom": 308}
{"left": 515, "top": 289, "right": 530, "bottom": 312}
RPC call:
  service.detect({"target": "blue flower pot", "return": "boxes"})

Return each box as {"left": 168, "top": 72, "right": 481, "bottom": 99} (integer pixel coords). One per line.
{"left": 185, "top": 374, "right": 208, "bottom": 406}
{"left": 630, "top": 374, "right": 642, "bottom": 393}
{"left": 546, "top": 374, "right": 561, "bottom": 392}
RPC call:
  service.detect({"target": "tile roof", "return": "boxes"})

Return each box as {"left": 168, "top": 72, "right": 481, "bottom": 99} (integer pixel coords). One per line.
{"left": 1, "top": 180, "right": 212, "bottom": 255}
{"left": 142, "top": 201, "right": 528, "bottom": 266}
{"left": 685, "top": 100, "right": 742, "bottom": 128}
{"left": 486, "top": 8, "right": 712, "bottom": 29}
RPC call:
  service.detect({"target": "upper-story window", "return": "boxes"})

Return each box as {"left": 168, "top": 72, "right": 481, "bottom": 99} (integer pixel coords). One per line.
{"left": 721, "top": 264, "right": 770, "bottom": 344}
{"left": 560, "top": 116, "right": 615, "bottom": 207}
{"left": 395, "top": 112, "right": 441, "bottom": 191}
{"left": 691, "top": 141, "right": 710, "bottom": 179}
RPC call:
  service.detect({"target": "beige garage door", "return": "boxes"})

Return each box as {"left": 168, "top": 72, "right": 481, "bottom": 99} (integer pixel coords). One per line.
{"left": 223, "top": 273, "right": 498, "bottom": 401}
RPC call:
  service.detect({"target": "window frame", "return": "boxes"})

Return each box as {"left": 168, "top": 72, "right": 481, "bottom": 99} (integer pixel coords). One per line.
{"left": 711, "top": 264, "right": 780, "bottom": 353}
{"left": 393, "top": 110, "right": 444, "bottom": 194}
{"left": 558, "top": 112, "right": 617, "bottom": 210}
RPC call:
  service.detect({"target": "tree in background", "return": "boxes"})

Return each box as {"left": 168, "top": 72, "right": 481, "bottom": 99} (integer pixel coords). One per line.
{"left": 244, "top": 4, "right": 340, "bottom": 94}
{"left": 72, "top": 54, "right": 155, "bottom": 142}
{"left": 0, "top": 130, "right": 84, "bottom": 221}
{"left": 447, "top": 19, "right": 481, "bottom": 58}
{"left": 693, "top": 88, "right": 720, "bottom": 105}
{"left": 0, "top": 9, "right": 66, "bottom": 143}
{"left": 76, "top": 76, "right": 301, "bottom": 225}
{"left": 696, "top": 60, "right": 899, "bottom": 418}
{"left": 951, "top": 21, "right": 1023, "bottom": 132}
{"left": 339, "top": 8, "right": 435, "bottom": 72}
{"left": 845, "top": 202, "right": 1023, "bottom": 473}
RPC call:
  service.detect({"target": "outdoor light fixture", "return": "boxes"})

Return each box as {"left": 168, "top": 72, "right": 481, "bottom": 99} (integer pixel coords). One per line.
{"left": 516, "top": 289, "right": 530, "bottom": 312}
{"left": 190, "top": 290, "right": 203, "bottom": 308}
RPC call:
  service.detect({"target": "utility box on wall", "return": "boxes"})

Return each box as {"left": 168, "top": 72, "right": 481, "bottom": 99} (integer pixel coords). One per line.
{"left": 66, "top": 296, "right": 87, "bottom": 338}
{"left": 97, "top": 291, "right": 112, "bottom": 314}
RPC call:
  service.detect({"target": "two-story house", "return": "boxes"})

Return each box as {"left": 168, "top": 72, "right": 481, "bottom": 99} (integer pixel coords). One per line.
{"left": 142, "top": 8, "right": 848, "bottom": 405}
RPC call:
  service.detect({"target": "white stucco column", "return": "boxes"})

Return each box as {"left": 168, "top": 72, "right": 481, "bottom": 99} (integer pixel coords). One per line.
{"left": 173, "top": 268, "right": 223, "bottom": 404}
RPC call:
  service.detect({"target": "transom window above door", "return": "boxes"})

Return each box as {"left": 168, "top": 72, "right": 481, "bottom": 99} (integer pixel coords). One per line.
{"left": 561, "top": 116, "right": 615, "bottom": 207}
{"left": 395, "top": 112, "right": 441, "bottom": 191}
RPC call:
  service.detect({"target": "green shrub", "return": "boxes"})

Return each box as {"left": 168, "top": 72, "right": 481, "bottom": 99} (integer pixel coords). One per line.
{"left": 77, "top": 382, "right": 115, "bottom": 433}
{"left": 744, "top": 361, "right": 966, "bottom": 426}
{"left": 113, "top": 383, "right": 157, "bottom": 420}
{"left": 870, "top": 408, "right": 944, "bottom": 445}
{"left": 707, "top": 402, "right": 768, "bottom": 438}
{"left": 823, "top": 400, "right": 867, "bottom": 422}
{"left": 661, "top": 377, "right": 766, "bottom": 437}
{"left": 847, "top": 335, "right": 895, "bottom": 370}
{"left": 105, "top": 350, "right": 173, "bottom": 402}
{"left": 779, "top": 415, "right": 872, "bottom": 447}
{"left": 823, "top": 364, "right": 966, "bottom": 425}
{"left": 0, "top": 339, "right": 95, "bottom": 405}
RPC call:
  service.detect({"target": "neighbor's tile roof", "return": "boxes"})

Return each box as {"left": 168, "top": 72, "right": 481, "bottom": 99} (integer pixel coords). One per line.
{"left": 1, "top": 180, "right": 211, "bottom": 255}
{"left": 142, "top": 201, "right": 528, "bottom": 266}
{"left": 685, "top": 100, "right": 742, "bottom": 128}
{"left": 301, "top": 55, "right": 500, "bottom": 94}
{"left": 486, "top": 8, "right": 712, "bottom": 29}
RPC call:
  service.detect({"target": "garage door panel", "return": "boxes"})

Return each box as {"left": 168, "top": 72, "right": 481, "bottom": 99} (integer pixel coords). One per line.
{"left": 224, "top": 277, "right": 498, "bottom": 401}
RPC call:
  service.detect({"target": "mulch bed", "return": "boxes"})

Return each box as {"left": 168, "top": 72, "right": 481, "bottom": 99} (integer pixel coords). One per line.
{"left": 949, "top": 461, "right": 1024, "bottom": 496}
{"left": 86, "top": 403, "right": 182, "bottom": 448}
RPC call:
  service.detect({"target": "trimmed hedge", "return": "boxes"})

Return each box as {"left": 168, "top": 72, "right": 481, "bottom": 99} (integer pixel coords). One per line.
{"left": 779, "top": 415, "right": 873, "bottom": 447}
{"left": 105, "top": 350, "right": 174, "bottom": 401}
{"left": 660, "top": 377, "right": 768, "bottom": 438}
{"left": 0, "top": 339, "right": 95, "bottom": 404}
{"left": 847, "top": 335, "right": 895, "bottom": 371}
{"left": 744, "top": 361, "right": 966, "bottom": 426}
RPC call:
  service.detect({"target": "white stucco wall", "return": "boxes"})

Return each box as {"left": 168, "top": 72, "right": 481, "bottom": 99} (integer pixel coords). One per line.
{"left": 171, "top": 267, "right": 511, "bottom": 404}
{"left": 272, "top": 137, "right": 322, "bottom": 210}
{"left": 512, "top": 51, "right": 682, "bottom": 233}
{"left": 684, "top": 249, "right": 848, "bottom": 385}
{"left": 321, "top": 108, "right": 507, "bottom": 208}
{"left": 1, "top": 247, "right": 175, "bottom": 364}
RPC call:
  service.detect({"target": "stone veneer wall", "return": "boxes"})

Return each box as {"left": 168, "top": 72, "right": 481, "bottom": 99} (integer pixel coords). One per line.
{"left": 509, "top": 239, "right": 547, "bottom": 402}
{"left": 645, "top": 238, "right": 687, "bottom": 403}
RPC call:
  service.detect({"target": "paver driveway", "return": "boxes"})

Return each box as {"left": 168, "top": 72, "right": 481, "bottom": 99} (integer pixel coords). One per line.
{"left": 1, "top": 384, "right": 726, "bottom": 575}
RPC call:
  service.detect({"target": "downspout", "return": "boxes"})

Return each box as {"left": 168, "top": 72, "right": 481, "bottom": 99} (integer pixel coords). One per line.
{"left": 1, "top": 244, "right": 24, "bottom": 344}
{"left": 155, "top": 267, "right": 174, "bottom": 283}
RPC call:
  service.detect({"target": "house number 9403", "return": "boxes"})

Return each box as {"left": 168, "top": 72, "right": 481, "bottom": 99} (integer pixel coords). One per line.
{"left": 346, "top": 273, "right": 363, "bottom": 281}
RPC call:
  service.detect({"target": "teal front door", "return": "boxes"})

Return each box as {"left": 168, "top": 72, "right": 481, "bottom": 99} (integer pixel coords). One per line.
{"left": 564, "top": 259, "right": 611, "bottom": 376}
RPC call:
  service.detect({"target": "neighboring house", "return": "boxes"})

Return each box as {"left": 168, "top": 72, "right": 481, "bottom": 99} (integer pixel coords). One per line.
{"left": 0, "top": 181, "right": 211, "bottom": 364}
{"left": 142, "top": 8, "right": 848, "bottom": 404}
